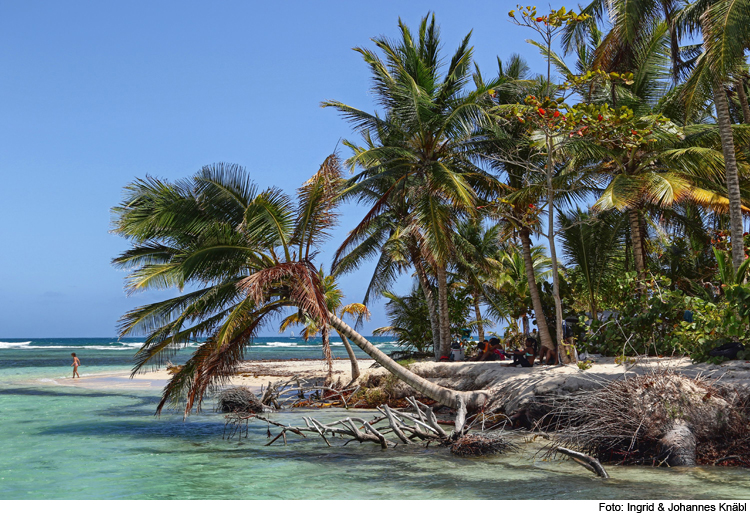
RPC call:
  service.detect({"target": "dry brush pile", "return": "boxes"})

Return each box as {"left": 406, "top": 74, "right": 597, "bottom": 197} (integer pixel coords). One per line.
{"left": 537, "top": 371, "right": 750, "bottom": 467}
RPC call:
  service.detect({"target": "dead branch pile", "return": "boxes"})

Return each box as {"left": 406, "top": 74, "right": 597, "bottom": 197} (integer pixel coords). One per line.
{"left": 539, "top": 371, "right": 750, "bottom": 466}
{"left": 258, "top": 376, "right": 360, "bottom": 409}
{"left": 250, "top": 396, "right": 452, "bottom": 448}
{"left": 216, "top": 387, "right": 264, "bottom": 414}
{"left": 450, "top": 432, "right": 516, "bottom": 457}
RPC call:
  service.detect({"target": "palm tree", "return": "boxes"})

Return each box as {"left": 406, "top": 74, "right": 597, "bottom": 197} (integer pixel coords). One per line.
{"left": 571, "top": 0, "right": 750, "bottom": 269}
{"left": 324, "top": 14, "right": 498, "bottom": 359}
{"left": 484, "top": 244, "right": 552, "bottom": 337}
{"left": 682, "top": 0, "right": 750, "bottom": 269}
{"left": 279, "top": 268, "right": 370, "bottom": 382}
{"left": 373, "top": 286, "right": 434, "bottom": 356}
{"left": 558, "top": 208, "right": 627, "bottom": 321}
{"left": 553, "top": 20, "right": 748, "bottom": 281}
{"left": 452, "top": 219, "right": 502, "bottom": 341}
{"left": 473, "top": 55, "right": 559, "bottom": 351}
{"left": 112, "top": 155, "right": 487, "bottom": 414}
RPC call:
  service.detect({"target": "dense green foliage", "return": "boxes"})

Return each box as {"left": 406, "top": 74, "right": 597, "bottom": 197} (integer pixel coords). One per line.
{"left": 114, "top": 3, "right": 750, "bottom": 419}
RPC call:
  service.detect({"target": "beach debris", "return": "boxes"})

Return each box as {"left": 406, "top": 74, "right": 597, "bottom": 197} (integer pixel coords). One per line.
{"left": 216, "top": 387, "right": 264, "bottom": 414}
{"left": 553, "top": 447, "right": 609, "bottom": 478}
{"left": 538, "top": 370, "right": 750, "bottom": 467}
{"left": 257, "top": 375, "right": 361, "bottom": 410}
{"left": 236, "top": 397, "right": 463, "bottom": 449}
{"left": 450, "top": 433, "right": 516, "bottom": 457}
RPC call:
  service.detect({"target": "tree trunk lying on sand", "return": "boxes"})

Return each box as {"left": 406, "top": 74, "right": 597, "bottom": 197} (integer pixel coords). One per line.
{"left": 327, "top": 312, "right": 489, "bottom": 411}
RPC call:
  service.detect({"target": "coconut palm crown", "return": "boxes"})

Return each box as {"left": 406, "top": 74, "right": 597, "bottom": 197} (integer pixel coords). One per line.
{"left": 323, "top": 13, "right": 500, "bottom": 358}
{"left": 112, "top": 156, "right": 345, "bottom": 415}
{"left": 113, "top": 154, "right": 487, "bottom": 415}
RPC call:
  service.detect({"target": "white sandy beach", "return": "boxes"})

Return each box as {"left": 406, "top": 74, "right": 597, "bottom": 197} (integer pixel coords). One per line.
{"left": 51, "top": 355, "right": 750, "bottom": 401}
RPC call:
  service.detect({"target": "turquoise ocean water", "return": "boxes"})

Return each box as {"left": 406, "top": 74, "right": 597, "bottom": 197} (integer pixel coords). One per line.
{"left": 1, "top": 337, "right": 749, "bottom": 500}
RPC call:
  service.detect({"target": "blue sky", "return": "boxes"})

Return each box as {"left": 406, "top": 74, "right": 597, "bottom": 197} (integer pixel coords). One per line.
{"left": 0, "top": 1, "right": 552, "bottom": 337}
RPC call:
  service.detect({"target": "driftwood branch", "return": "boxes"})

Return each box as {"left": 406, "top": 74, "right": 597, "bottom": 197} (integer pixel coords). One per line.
{"left": 555, "top": 447, "right": 610, "bottom": 478}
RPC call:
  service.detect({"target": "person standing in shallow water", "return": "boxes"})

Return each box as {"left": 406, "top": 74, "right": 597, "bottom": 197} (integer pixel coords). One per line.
{"left": 71, "top": 353, "right": 81, "bottom": 378}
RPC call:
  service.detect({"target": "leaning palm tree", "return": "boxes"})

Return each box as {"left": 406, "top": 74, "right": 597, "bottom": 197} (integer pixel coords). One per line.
{"left": 324, "top": 14, "right": 499, "bottom": 359}
{"left": 112, "top": 155, "right": 487, "bottom": 415}
{"left": 279, "top": 268, "right": 370, "bottom": 381}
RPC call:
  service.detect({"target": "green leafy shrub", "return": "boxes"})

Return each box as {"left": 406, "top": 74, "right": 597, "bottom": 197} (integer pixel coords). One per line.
{"left": 576, "top": 273, "right": 748, "bottom": 362}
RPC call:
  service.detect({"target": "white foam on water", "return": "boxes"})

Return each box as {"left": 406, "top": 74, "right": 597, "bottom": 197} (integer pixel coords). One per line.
{"left": 0, "top": 341, "right": 32, "bottom": 349}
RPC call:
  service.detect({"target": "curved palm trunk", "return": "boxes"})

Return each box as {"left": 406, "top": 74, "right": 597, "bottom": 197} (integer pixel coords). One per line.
{"left": 736, "top": 78, "right": 750, "bottom": 124}
{"left": 410, "top": 246, "right": 441, "bottom": 359}
{"left": 628, "top": 208, "right": 647, "bottom": 281}
{"left": 473, "top": 294, "right": 484, "bottom": 341}
{"left": 336, "top": 331, "right": 360, "bottom": 382}
{"left": 327, "top": 313, "right": 488, "bottom": 410}
{"left": 519, "top": 227, "right": 554, "bottom": 350}
{"left": 713, "top": 77, "right": 747, "bottom": 270}
{"left": 436, "top": 264, "right": 452, "bottom": 357}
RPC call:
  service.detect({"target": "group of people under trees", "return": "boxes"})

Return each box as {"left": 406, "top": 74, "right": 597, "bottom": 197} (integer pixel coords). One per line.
{"left": 443, "top": 336, "right": 558, "bottom": 367}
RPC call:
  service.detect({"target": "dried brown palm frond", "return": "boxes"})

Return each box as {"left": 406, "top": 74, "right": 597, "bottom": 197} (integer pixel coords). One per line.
{"left": 216, "top": 387, "right": 264, "bottom": 414}
{"left": 239, "top": 261, "right": 333, "bottom": 380}
{"left": 156, "top": 302, "right": 289, "bottom": 417}
{"left": 294, "top": 154, "right": 345, "bottom": 261}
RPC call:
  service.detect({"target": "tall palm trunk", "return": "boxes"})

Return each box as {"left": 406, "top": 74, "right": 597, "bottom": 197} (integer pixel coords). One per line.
{"left": 546, "top": 145, "right": 569, "bottom": 362}
{"left": 713, "top": 77, "right": 747, "bottom": 269}
{"left": 336, "top": 331, "right": 360, "bottom": 382}
{"left": 436, "top": 264, "right": 452, "bottom": 357}
{"left": 328, "top": 313, "right": 488, "bottom": 410}
{"left": 737, "top": 78, "right": 750, "bottom": 124}
{"left": 522, "top": 314, "right": 529, "bottom": 336}
{"left": 519, "top": 227, "right": 554, "bottom": 350}
{"left": 628, "top": 208, "right": 648, "bottom": 281}
{"left": 473, "top": 294, "right": 484, "bottom": 341}
{"left": 410, "top": 246, "right": 441, "bottom": 358}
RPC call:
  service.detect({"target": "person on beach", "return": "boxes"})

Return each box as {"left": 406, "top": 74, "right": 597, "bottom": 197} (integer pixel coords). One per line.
{"left": 469, "top": 341, "right": 486, "bottom": 361}
{"left": 537, "top": 345, "right": 558, "bottom": 365}
{"left": 507, "top": 338, "right": 535, "bottom": 367}
{"left": 475, "top": 337, "right": 505, "bottom": 361}
{"left": 71, "top": 353, "right": 81, "bottom": 378}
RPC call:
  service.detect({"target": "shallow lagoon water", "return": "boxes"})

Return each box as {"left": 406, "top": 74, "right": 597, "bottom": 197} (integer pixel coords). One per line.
{"left": 1, "top": 338, "right": 749, "bottom": 500}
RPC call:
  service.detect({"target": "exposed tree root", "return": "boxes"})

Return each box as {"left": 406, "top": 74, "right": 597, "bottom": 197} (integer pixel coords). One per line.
{"left": 450, "top": 433, "right": 516, "bottom": 457}
{"left": 535, "top": 371, "right": 750, "bottom": 467}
